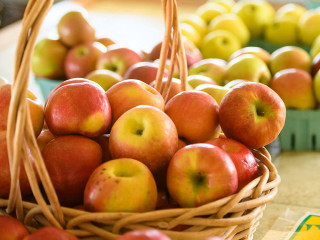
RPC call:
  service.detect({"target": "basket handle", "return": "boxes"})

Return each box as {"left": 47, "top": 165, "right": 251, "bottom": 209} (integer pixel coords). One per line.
{"left": 5, "top": 0, "right": 187, "bottom": 227}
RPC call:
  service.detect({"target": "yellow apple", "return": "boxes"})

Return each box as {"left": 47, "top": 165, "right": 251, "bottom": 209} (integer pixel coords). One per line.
{"left": 195, "top": 84, "right": 230, "bottom": 105}
{"left": 187, "top": 75, "right": 218, "bottom": 89}
{"left": 180, "top": 23, "right": 201, "bottom": 47}
{"left": 208, "top": 13, "right": 250, "bottom": 46}
{"left": 310, "top": 34, "right": 320, "bottom": 59}
{"left": 298, "top": 9, "right": 320, "bottom": 45}
{"left": 229, "top": 47, "right": 271, "bottom": 65}
{"left": 196, "top": 2, "right": 228, "bottom": 24}
{"left": 275, "top": 3, "right": 306, "bottom": 23}
{"left": 232, "top": 0, "right": 275, "bottom": 39}
{"left": 180, "top": 14, "right": 207, "bottom": 37}
{"left": 313, "top": 70, "right": 320, "bottom": 103}
{"left": 264, "top": 19, "right": 298, "bottom": 45}
{"left": 200, "top": 30, "right": 241, "bottom": 60}
{"left": 85, "top": 69, "right": 122, "bottom": 91}
{"left": 208, "top": 0, "right": 235, "bottom": 12}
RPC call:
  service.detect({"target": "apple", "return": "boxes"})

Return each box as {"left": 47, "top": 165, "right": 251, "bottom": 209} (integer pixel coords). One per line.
{"left": 42, "top": 135, "right": 102, "bottom": 206}
{"left": 64, "top": 41, "right": 106, "bottom": 79}
{"left": 57, "top": 10, "right": 95, "bottom": 47}
{"left": 45, "top": 80, "right": 112, "bottom": 138}
{"left": 96, "top": 44, "right": 143, "bottom": 76}
{"left": 93, "top": 133, "right": 112, "bottom": 162}
{"left": 270, "top": 46, "right": 311, "bottom": 75}
{"left": 106, "top": 79, "right": 165, "bottom": 123}
{"left": 208, "top": 13, "right": 250, "bottom": 46}
{"left": 195, "top": 84, "right": 230, "bottom": 105}
{"left": 149, "top": 78, "right": 193, "bottom": 101}
{"left": 225, "top": 54, "right": 271, "bottom": 85}
{"left": 24, "top": 227, "right": 79, "bottom": 240}
{"left": 84, "top": 158, "right": 157, "bottom": 212}
{"left": 196, "top": 2, "right": 228, "bottom": 24}
{"left": 313, "top": 69, "right": 320, "bottom": 103}
{"left": 203, "top": 237, "right": 226, "bottom": 240}
{"left": 200, "top": 30, "right": 241, "bottom": 61}
{"left": 219, "top": 82, "right": 286, "bottom": 149}
{"left": 224, "top": 79, "right": 248, "bottom": 88}
{"left": 109, "top": 106, "right": 178, "bottom": 186}
{"left": 180, "top": 23, "right": 201, "bottom": 47}
{"left": 0, "top": 84, "right": 44, "bottom": 137}
{"left": 232, "top": 0, "right": 275, "bottom": 39}
{"left": 180, "top": 14, "right": 207, "bottom": 37}
{"left": 123, "top": 62, "right": 168, "bottom": 84}
{"left": 187, "top": 75, "right": 218, "bottom": 89}
{"left": 274, "top": 3, "right": 306, "bottom": 23}
{"left": 167, "top": 143, "right": 238, "bottom": 207}
{"left": 178, "top": 138, "right": 188, "bottom": 150}
{"left": 0, "top": 215, "right": 29, "bottom": 240}
{"left": 229, "top": 47, "right": 271, "bottom": 65}
{"left": 31, "top": 38, "right": 68, "bottom": 79}
{"left": 148, "top": 39, "right": 202, "bottom": 68}
{"left": 264, "top": 19, "right": 298, "bottom": 45}
{"left": 85, "top": 69, "right": 122, "bottom": 91}
{"left": 312, "top": 52, "right": 320, "bottom": 76}
{"left": 310, "top": 34, "right": 320, "bottom": 59}
{"left": 298, "top": 9, "right": 320, "bottom": 45}
{"left": 270, "top": 68, "right": 316, "bottom": 110}
{"left": 165, "top": 91, "right": 220, "bottom": 143}
{"left": 116, "top": 229, "right": 171, "bottom": 240}
{"left": 37, "top": 129, "right": 55, "bottom": 152}
{"left": 188, "top": 58, "right": 227, "bottom": 86}
{"left": 206, "top": 138, "right": 258, "bottom": 190}
{"left": 209, "top": 0, "right": 235, "bottom": 12}
{"left": 96, "top": 37, "right": 115, "bottom": 47}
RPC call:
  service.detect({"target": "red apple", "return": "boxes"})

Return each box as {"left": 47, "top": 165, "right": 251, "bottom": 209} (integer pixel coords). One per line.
{"left": 0, "top": 215, "right": 29, "bottom": 240}
{"left": 123, "top": 62, "right": 168, "bottom": 84}
{"left": 270, "top": 68, "right": 316, "bottom": 110}
{"left": 96, "top": 44, "right": 143, "bottom": 76}
{"left": 24, "top": 227, "right": 79, "bottom": 240}
{"left": 106, "top": 79, "right": 165, "bottom": 123}
{"left": 64, "top": 41, "right": 106, "bottom": 79}
{"left": 42, "top": 135, "right": 102, "bottom": 206}
{"left": 31, "top": 38, "right": 68, "bottom": 79}
{"left": 93, "top": 133, "right": 112, "bottom": 162}
{"left": 58, "top": 10, "right": 95, "bottom": 47}
{"left": 165, "top": 91, "right": 220, "bottom": 143}
{"left": 219, "top": 82, "right": 286, "bottom": 149}
{"left": 116, "top": 229, "right": 171, "bottom": 240}
{"left": 84, "top": 158, "right": 157, "bottom": 212}
{"left": 37, "top": 129, "right": 55, "bottom": 152}
{"left": 203, "top": 237, "right": 225, "bottom": 240}
{"left": 45, "top": 81, "right": 112, "bottom": 138}
{"left": 109, "top": 105, "right": 178, "bottom": 186}
{"left": 167, "top": 143, "right": 238, "bottom": 207}
{"left": 206, "top": 138, "right": 258, "bottom": 190}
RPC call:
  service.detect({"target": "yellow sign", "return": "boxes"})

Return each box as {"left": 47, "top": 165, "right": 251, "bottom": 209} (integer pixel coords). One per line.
{"left": 288, "top": 213, "right": 320, "bottom": 240}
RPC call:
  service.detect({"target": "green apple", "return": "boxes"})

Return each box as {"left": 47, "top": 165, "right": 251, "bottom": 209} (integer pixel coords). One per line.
{"left": 264, "top": 19, "right": 298, "bottom": 45}
{"left": 226, "top": 54, "right": 271, "bottom": 85}
{"left": 229, "top": 46, "right": 271, "bottom": 65}
{"left": 200, "top": 30, "right": 241, "bottom": 61}
{"left": 188, "top": 58, "right": 227, "bottom": 86}
{"left": 298, "top": 9, "right": 320, "bottom": 45}
{"left": 313, "top": 69, "right": 320, "bottom": 103}
{"left": 187, "top": 75, "right": 218, "bottom": 89}
{"left": 232, "top": 0, "right": 275, "bottom": 39}
{"left": 85, "top": 69, "right": 122, "bottom": 91}
{"left": 310, "top": 34, "right": 320, "bottom": 59}
{"left": 209, "top": 0, "right": 235, "bottom": 12}
{"left": 275, "top": 3, "right": 306, "bottom": 23}
{"left": 270, "top": 46, "right": 311, "bottom": 75}
{"left": 180, "top": 14, "right": 207, "bottom": 37}
{"left": 208, "top": 13, "right": 250, "bottom": 46}
{"left": 196, "top": 2, "right": 228, "bottom": 24}
{"left": 195, "top": 84, "right": 230, "bottom": 105}
{"left": 31, "top": 38, "right": 68, "bottom": 79}
{"left": 180, "top": 23, "right": 201, "bottom": 47}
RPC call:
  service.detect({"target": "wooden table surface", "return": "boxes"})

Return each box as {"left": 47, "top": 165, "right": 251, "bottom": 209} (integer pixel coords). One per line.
{"left": 0, "top": 1, "right": 318, "bottom": 239}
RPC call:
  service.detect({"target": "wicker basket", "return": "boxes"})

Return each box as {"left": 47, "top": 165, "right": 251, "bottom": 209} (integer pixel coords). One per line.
{"left": 1, "top": 0, "right": 281, "bottom": 239}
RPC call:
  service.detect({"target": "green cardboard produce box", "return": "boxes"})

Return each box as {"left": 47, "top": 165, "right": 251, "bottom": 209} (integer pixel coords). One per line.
{"left": 35, "top": 77, "right": 63, "bottom": 101}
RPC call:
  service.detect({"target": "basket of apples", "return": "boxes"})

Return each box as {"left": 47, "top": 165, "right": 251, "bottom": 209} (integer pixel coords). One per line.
{"left": 0, "top": 0, "right": 285, "bottom": 239}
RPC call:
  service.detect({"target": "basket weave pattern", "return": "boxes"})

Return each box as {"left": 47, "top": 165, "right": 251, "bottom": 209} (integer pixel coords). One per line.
{"left": 1, "top": 0, "right": 280, "bottom": 239}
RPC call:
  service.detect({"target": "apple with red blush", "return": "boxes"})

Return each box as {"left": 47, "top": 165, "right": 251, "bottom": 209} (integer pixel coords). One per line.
{"left": 24, "top": 227, "right": 79, "bottom": 240}
{"left": 0, "top": 215, "right": 29, "bottom": 240}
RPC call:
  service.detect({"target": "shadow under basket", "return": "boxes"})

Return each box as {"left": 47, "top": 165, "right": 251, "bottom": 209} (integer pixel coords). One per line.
{"left": 279, "top": 109, "right": 320, "bottom": 151}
